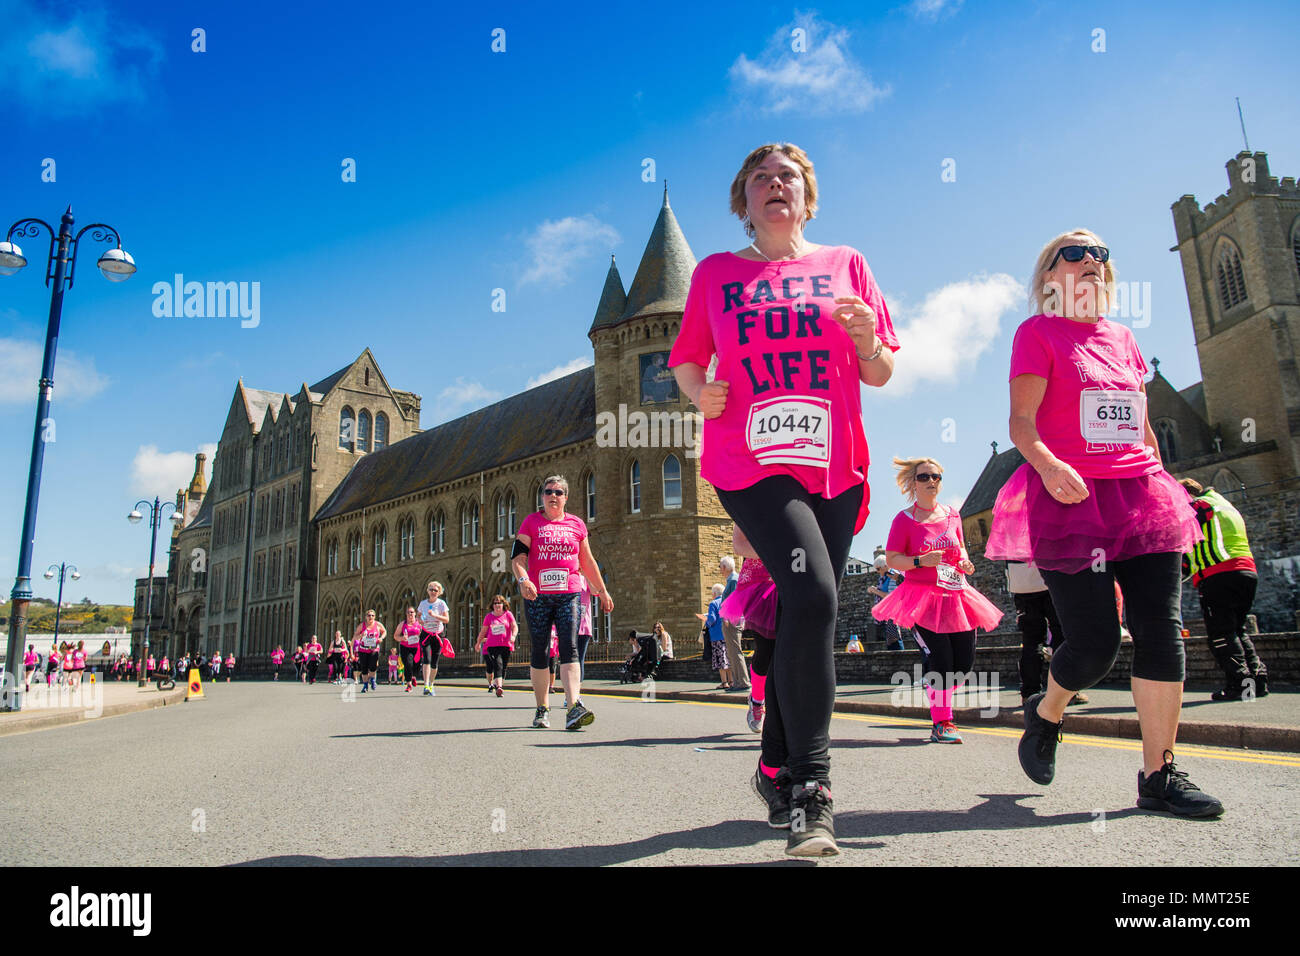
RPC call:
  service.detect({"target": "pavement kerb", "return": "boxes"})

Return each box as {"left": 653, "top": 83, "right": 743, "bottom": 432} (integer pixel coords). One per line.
{"left": 439, "top": 681, "right": 1300, "bottom": 755}
{"left": 0, "top": 685, "right": 188, "bottom": 737}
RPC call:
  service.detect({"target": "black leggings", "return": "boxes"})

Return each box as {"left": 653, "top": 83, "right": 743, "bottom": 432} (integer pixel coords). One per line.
{"left": 913, "top": 626, "right": 976, "bottom": 689}
{"left": 1015, "top": 590, "right": 1064, "bottom": 697}
{"left": 524, "top": 593, "right": 581, "bottom": 669}
{"left": 717, "top": 476, "right": 862, "bottom": 783}
{"left": 399, "top": 645, "right": 419, "bottom": 681}
{"left": 485, "top": 647, "right": 511, "bottom": 679}
{"left": 1198, "top": 570, "right": 1265, "bottom": 683}
{"left": 1041, "top": 551, "right": 1185, "bottom": 687}
{"left": 749, "top": 629, "right": 774, "bottom": 678}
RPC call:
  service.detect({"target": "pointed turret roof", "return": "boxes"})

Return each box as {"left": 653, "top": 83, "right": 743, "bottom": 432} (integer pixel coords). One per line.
{"left": 620, "top": 185, "right": 696, "bottom": 323}
{"left": 588, "top": 255, "right": 627, "bottom": 335}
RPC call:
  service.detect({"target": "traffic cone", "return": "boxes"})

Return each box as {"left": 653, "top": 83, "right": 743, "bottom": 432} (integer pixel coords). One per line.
{"left": 185, "top": 668, "right": 205, "bottom": 701}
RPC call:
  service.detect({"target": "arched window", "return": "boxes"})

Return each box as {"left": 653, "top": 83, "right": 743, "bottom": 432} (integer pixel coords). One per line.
{"left": 536, "top": 483, "right": 544, "bottom": 512}
{"left": 457, "top": 581, "right": 478, "bottom": 651}
{"left": 400, "top": 518, "right": 415, "bottom": 560}
{"left": 430, "top": 510, "right": 445, "bottom": 554}
{"left": 585, "top": 472, "right": 596, "bottom": 521}
{"left": 339, "top": 406, "right": 355, "bottom": 450}
{"left": 507, "top": 492, "right": 517, "bottom": 536}
{"left": 372, "top": 524, "right": 387, "bottom": 566}
{"left": 374, "top": 413, "right": 389, "bottom": 450}
{"left": 348, "top": 533, "right": 361, "bottom": 571}
{"left": 1215, "top": 240, "right": 1248, "bottom": 312}
{"left": 1211, "top": 468, "right": 1243, "bottom": 492}
{"left": 496, "top": 494, "right": 507, "bottom": 541}
{"left": 471, "top": 504, "right": 480, "bottom": 545}
{"left": 1154, "top": 419, "right": 1179, "bottom": 464}
{"left": 357, "top": 410, "right": 372, "bottom": 453}
{"left": 461, "top": 505, "right": 470, "bottom": 548}
{"left": 662, "top": 455, "right": 682, "bottom": 509}
{"left": 629, "top": 460, "right": 641, "bottom": 514}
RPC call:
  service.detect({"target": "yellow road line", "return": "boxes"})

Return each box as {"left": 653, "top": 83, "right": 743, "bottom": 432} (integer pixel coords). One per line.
{"left": 477, "top": 685, "right": 1300, "bottom": 768}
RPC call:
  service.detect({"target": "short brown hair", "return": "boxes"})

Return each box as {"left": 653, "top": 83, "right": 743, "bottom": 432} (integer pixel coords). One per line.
{"left": 1179, "top": 478, "right": 1204, "bottom": 495}
{"left": 729, "top": 143, "right": 819, "bottom": 238}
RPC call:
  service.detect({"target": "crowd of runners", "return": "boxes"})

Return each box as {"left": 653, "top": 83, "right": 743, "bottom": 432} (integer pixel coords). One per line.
{"left": 105, "top": 141, "right": 1259, "bottom": 862}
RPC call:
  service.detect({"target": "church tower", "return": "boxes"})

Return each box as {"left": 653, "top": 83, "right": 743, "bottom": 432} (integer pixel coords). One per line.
{"left": 1171, "top": 151, "right": 1300, "bottom": 482}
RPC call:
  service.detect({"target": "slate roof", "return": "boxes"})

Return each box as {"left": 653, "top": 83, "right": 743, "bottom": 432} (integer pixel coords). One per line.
{"left": 315, "top": 367, "right": 596, "bottom": 522}
{"left": 588, "top": 255, "right": 628, "bottom": 335}
{"left": 242, "top": 386, "right": 286, "bottom": 431}
{"left": 188, "top": 493, "right": 213, "bottom": 530}
{"left": 620, "top": 189, "right": 696, "bottom": 323}
{"left": 960, "top": 447, "right": 1027, "bottom": 518}
{"left": 1178, "top": 381, "right": 1208, "bottom": 422}
{"left": 310, "top": 364, "right": 349, "bottom": 398}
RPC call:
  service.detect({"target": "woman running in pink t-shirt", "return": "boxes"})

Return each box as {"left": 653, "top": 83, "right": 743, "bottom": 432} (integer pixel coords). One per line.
{"left": 23, "top": 645, "right": 37, "bottom": 693}
{"left": 873, "top": 457, "right": 1002, "bottom": 743}
{"left": 353, "top": 610, "right": 385, "bottom": 693}
{"left": 669, "top": 143, "right": 898, "bottom": 857}
{"left": 476, "top": 595, "right": 518, "bottom": 698}
{"left": 395, "top": 608, "right": 424, "bottom": 693}
{"left": 986, "top": 228, "right": 1218, "bottom": 817}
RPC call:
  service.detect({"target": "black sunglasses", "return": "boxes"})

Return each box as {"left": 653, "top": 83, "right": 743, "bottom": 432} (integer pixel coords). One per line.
{"left": 1049, "top": 244, "right": 1109, "bottom": 270}
{"left": 542, "top": 489, "right": 566, "bottom": 496}
{"left": 915, "top": 473, "right": 942, "bottom": 483}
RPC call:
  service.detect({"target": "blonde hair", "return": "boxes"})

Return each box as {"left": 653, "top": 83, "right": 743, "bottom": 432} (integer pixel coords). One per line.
{"left": 1029, "top": 228, "right": 1117, "bottom": 317}
{"left": 729, "top": 143, "right": 819, "bottom": 238}
{"left": 893, "top": 456, "right": 943, "bottom": 502}
{"left": 426, "top": 580, "right": 443, "bottom": 595}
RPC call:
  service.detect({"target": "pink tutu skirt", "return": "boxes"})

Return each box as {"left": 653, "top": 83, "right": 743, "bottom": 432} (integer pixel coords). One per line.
{"left": 872, "top": 578, "right": 1003, "bottom": 634}
{"left": 986, "top": 464, "right": 1201, "bottom": 574}
{"left": 721, "top": 573, "right": 777, "bottom": 639}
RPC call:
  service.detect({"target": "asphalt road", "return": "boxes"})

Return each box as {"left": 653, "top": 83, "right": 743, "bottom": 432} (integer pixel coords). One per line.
{"left": 2, "top": 681, "right": 1296, "bottom": 866}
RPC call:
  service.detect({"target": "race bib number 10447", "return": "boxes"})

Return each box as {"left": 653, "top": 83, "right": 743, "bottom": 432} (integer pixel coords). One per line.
{"left": 746, "top": 396, "right": 832, "bottom": 467}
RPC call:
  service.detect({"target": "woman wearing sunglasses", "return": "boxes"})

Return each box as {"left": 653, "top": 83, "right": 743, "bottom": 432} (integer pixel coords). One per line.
{"left": 987, "top": 229, "right": 1220, "bottom": 817}
{"left": 512, "top": 475, "right": 613, "bottom": 730}
{"left": 873, "top": 458, "right": 1002, "bottom": 743}
{"left": 669, "top": 143, "right": 899, "bottom": 856}
{"left": 416, "top": 581, "right": 449, "bottom": 697}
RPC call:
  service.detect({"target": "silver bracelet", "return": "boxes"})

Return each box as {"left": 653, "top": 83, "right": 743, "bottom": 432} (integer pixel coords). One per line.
{"left": 856, "top": 341, "right": 884, "bottom": 362}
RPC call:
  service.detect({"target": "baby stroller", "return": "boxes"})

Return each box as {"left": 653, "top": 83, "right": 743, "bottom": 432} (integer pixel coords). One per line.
{"left": 618, "top": 634, "right": 660, "bottom": 683}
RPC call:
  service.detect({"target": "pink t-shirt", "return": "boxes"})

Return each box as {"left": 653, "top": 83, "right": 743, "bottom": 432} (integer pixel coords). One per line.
{"left": 73, "top": 650, "right": 86, "bottom": 668}
{"left": 518, "top": 511, "right": 588, "bottom": 594}
{"left": 306, "top": 642, "right": 322, "bottom": 660}
{"left": 357, "top": 623, "right": 382, "bottom": 651}
{"left": 271, "top": 650, "right": 285, "bottom": 664}
{"left": 886, "top": 507, "right": 966, "bottom": 587}
{"left": 1009, "top": 314, "right": 1159, "bottom": 480}
{"left": 23, "top": 651, "right": 37, "bottom": 667}
{"left": 397, "top": 622, "right": 422, "bottom": 647}
{"left": 482, "top": 611, "right": 517, "bottom": 649}
{"left": 226, "top": 655, "right": 235, "bottom": 666}
{"left": 669, "top": 246, "right": 899, "bottom": 531}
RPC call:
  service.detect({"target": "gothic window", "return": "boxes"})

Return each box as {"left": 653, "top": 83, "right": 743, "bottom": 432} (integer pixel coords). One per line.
{"left": 496, "top": 494, "right": 507, "bottom": 541}
{"left": 339, "top": 406, "right": 355, "bottom": 451}
{"left": 507, "top": 492, "right": 517, "bottom": 536}
{"left": 461, "top": 505, "right": 470, "bottom": 548}
{"left": 372, "top": 524, "right": 387, "bottom": 566}
{"left": 400, "top": 517, "right": 415, "bottom": 560}
{"left": 1154, "top": 419, "right": 1179, "bottom": 464}
{"left": 349, "top": 533, "right": 362, "bottom": 571}
{"left": 1211, "top": 468, "right": 1242, "bottom": 492}
{"left": 1215, "top": 241, "right": 1248, "bottom": 312}
{"left": 285, "top": 545, "right": 295, "bottom": 589}
{"left": 358, "top": 410, "right": 372, "bottom": 453}
{"left": 326, "top": 538, "right": 338, "bottom": 576}
{"left": 586, "top": 472, "right": 596, "bottom": 521}
{"left": 629, "top": 460, "right": 641, "bottom": 514}
{"left": 375, "top": 413, "right": 388, "bottom": 450}
{"left": 430, "top": 510, "right": 445, "bottom": 554}
{"left": 471, "top": 504, "right": 480, "bottom": 545}
{"left": 662, "top": 454, "right": 682, "bottom": 509}
{"left": 536, "top": 483, "right": 544, "bottom": 512}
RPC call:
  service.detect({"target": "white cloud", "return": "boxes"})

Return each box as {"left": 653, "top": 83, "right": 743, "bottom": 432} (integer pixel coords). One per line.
{"left": 1, "top": 2, "right": 163, "bottom": 115}
{"left": 526, "top": 357, "right": 593, "bottom": 390}
{"left": 909, "top": 0, "right": 964, "bottom": 21}
{"left": 882, "top": 273, "right": 1023, "bottom": 396}
{"left": 0, "top": 338, "right": 111, "bottom": 403}
{"left": 520, "top": 215, "right": 621, "bottom": 286}
{"left": 433, "top": 378, "right": 502, "bottom": 424}
{"left": 729, "top": 13, "right": 890, "bottom": 115}
{"left": 130, "top": 443, "right": 217, "bottom": 498}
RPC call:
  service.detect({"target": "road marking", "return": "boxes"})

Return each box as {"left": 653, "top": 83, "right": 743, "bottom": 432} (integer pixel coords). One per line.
{"left": 462, "top": 685, "right": 1300, "bottom": 768}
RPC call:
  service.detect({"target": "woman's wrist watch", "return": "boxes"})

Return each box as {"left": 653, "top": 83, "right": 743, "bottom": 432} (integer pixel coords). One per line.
{"left": 912, "top": 556, "right": 921, "bottom": 568}
{"left": 857, "top": 341, "right": 885, "bottom": 362}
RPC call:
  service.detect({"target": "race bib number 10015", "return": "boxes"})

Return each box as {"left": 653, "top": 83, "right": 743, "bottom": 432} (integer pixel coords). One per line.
{"left": 1079, "top": 389, "right": 1145, "bottom": 445}
{"left": 538, "top": 568, "right": 569, "bottom": 592}
{"left": 746, "top": 395, "right": 832, "bottom": 467}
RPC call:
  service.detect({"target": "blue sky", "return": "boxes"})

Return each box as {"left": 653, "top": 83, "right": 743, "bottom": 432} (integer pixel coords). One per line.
{"left": 2, "top": 0, "right": 1297, "bottom": 603}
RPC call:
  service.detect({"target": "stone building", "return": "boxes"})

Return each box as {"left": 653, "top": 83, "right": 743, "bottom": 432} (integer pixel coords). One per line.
{"left": 169, "top": 352, "right": 422, "bottom": 658}
{"left": 130, "top": 575, "right": 169, "bottom": 655}
{"left": 163, "top": 453, "right": 211, "bottom": 657}
{"left": 961, "top": 150, "right": 1300, "bottom": 630}
{"left": 314, "top": 192, "right": 732, "bottom": 653}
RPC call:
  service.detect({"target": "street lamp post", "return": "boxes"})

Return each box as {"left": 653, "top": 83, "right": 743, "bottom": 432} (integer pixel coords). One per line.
{"left": 128, "top": 499, "right": 183, "bottom": 687}
{"left": 1, "top": 208, "right": 135, "bottom": 712}
{"left": 42, "top": 562, "right": 81, "bottom": 646}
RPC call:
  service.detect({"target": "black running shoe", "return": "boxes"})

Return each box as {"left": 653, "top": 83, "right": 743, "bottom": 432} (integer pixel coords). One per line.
{"left": 787, "top": 780, "right": 838, "bottom": 857}
{"left": 1137, "top": 750, "right": 1224, "bottom": 818}
{"left": 1018, "top": 692, "right": 1063, "bottom": 785}
{"left": 751, "top": 767, "right": 791, "bottom": 829}
{"left": 564, "top": 700, "right": 595, "bottom": 731}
